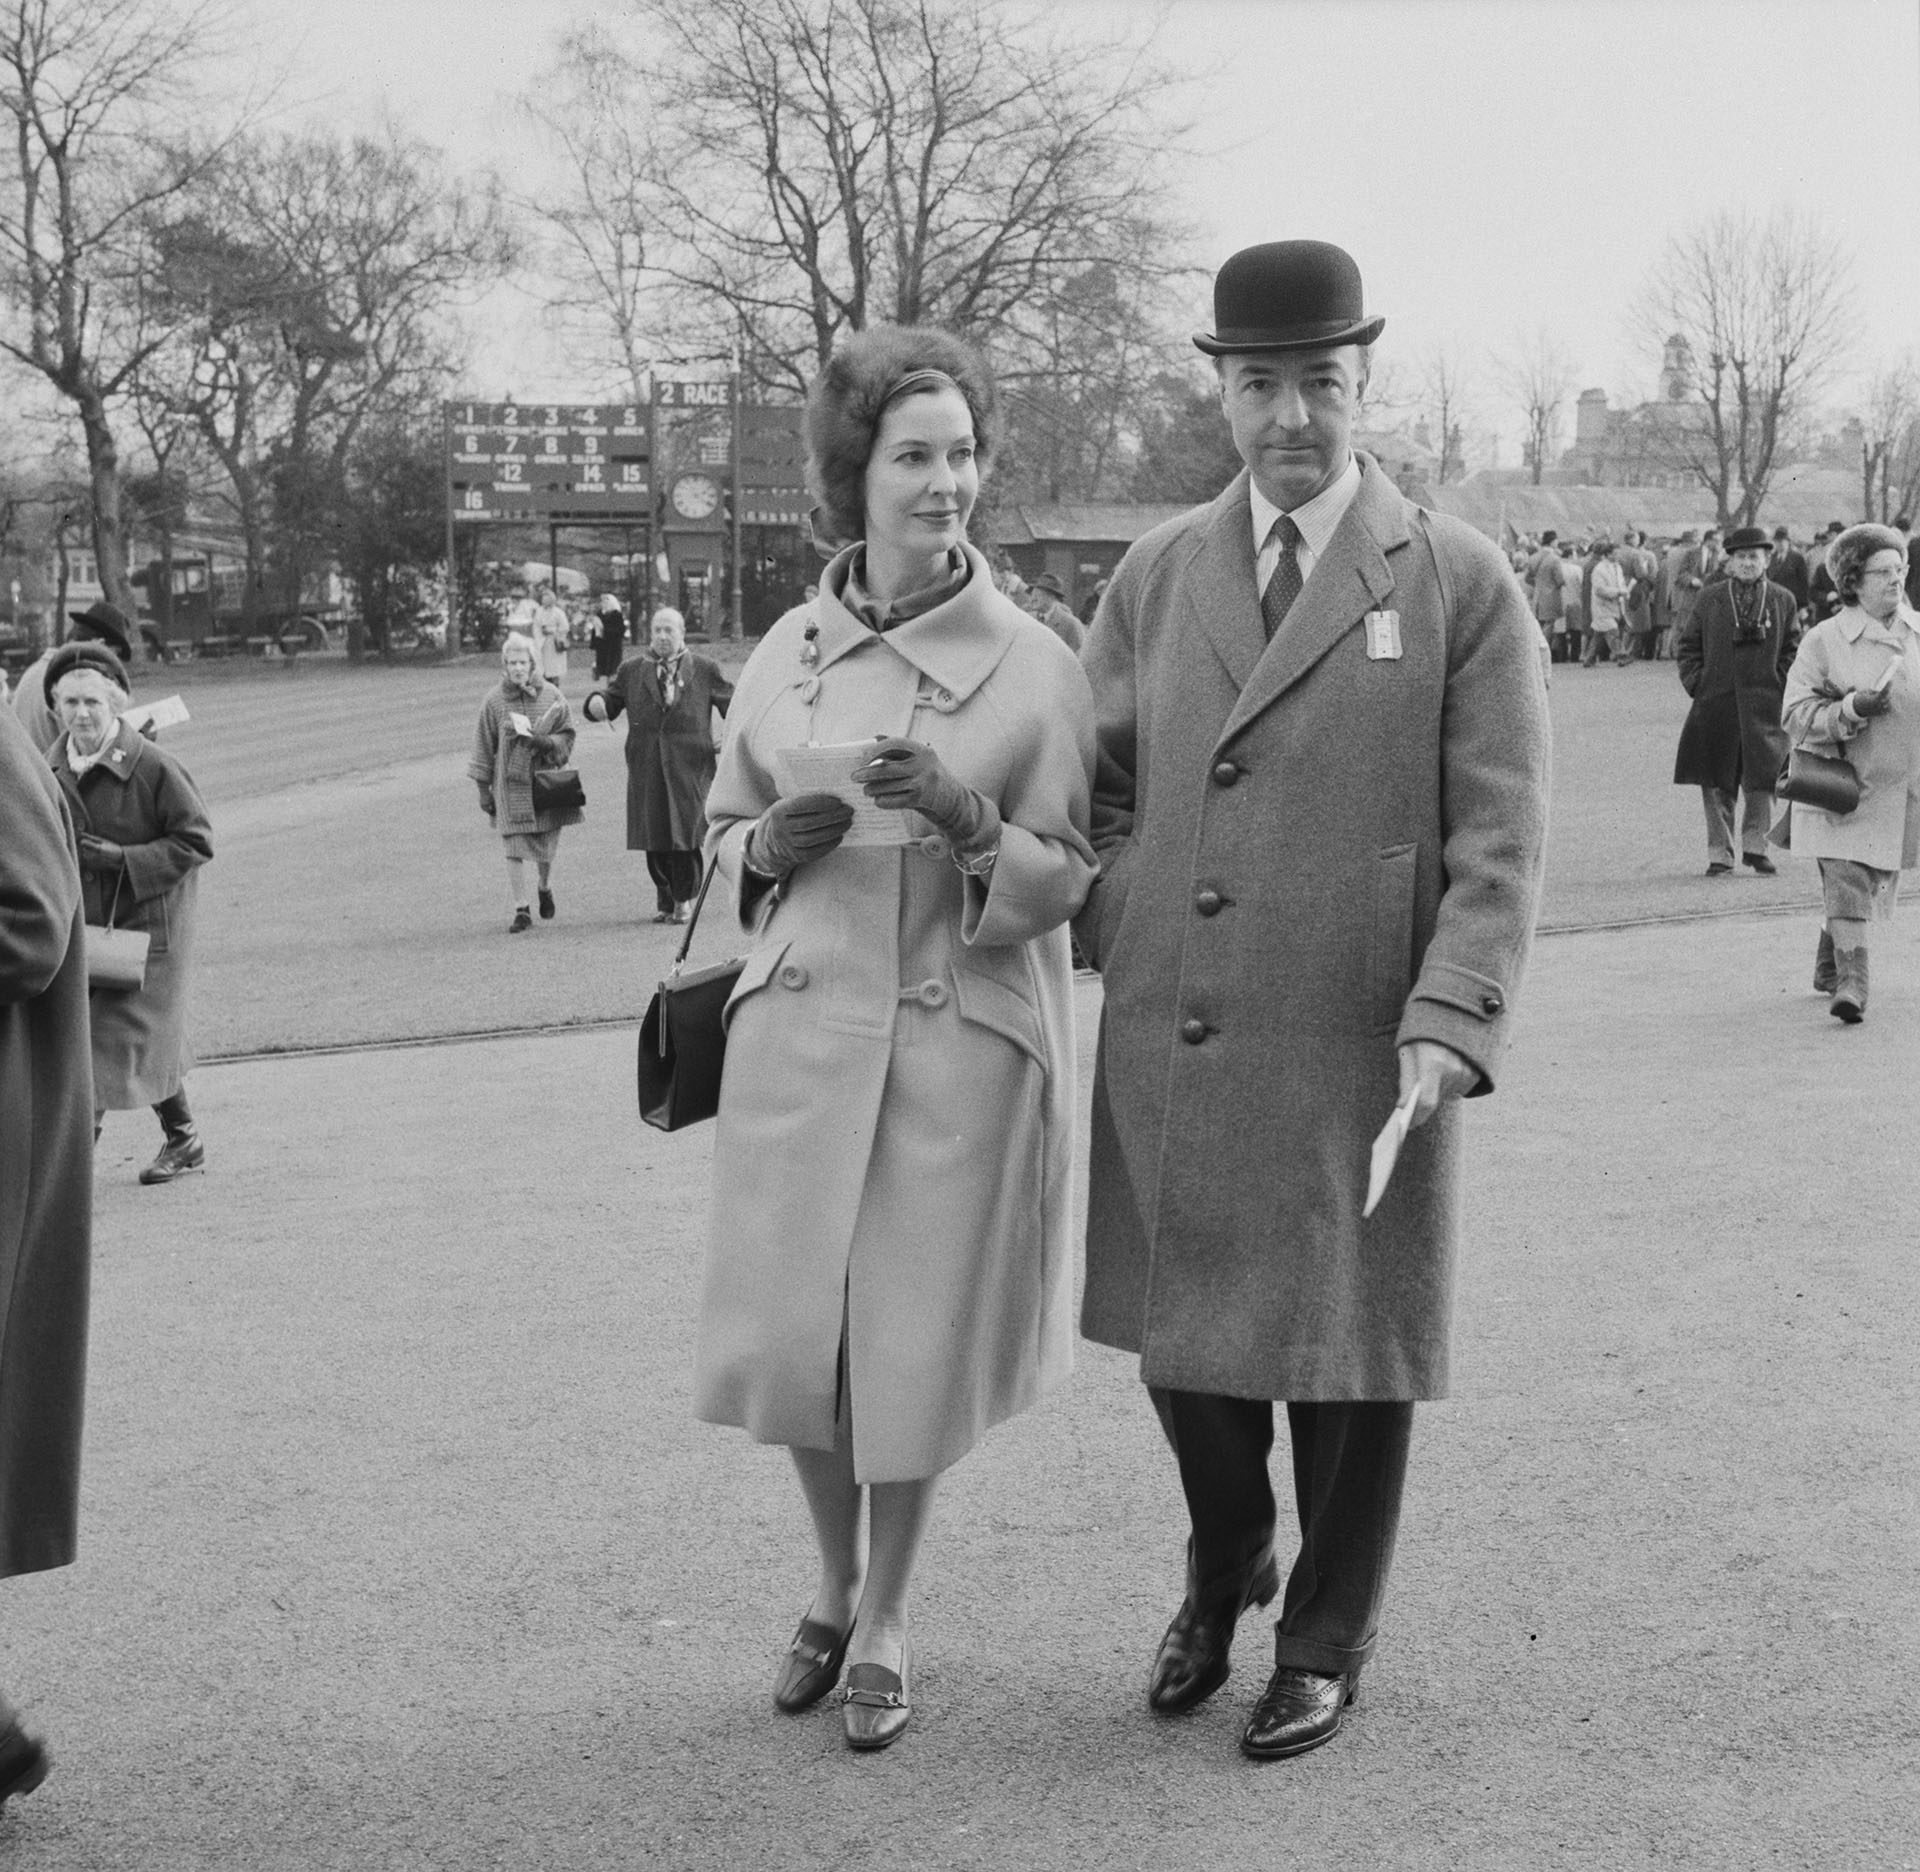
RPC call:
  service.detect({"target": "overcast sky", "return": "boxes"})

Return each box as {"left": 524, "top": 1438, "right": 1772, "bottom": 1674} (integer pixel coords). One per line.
{"left": 261, "top": 0, "right": 1920, "bottom": 457}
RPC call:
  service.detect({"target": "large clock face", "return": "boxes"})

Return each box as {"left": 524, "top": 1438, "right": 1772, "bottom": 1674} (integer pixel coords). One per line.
{"left": 671, "top": 472, "right": 723, "bottom": 520}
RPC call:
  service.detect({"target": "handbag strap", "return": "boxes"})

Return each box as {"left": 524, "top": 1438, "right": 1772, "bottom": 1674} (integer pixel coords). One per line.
{"left": 669, "top": 860, "right": 722, "bottom": 976}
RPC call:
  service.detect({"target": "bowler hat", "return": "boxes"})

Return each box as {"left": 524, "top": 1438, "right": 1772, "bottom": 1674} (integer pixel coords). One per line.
{"left": 1032, "top": 572, "right": 1067, "bottom": 599}
{"left": 1194, "top": 240, "right": 1385, "bottom": 356}
{"left": 43, "top": 640, "right": 133, "bottom": 707}
{"left": 67, "top": 598, "right": 134, "bottom": 656}
{"left": 1722, "top": 526, "right": 1770, "bottom": 555}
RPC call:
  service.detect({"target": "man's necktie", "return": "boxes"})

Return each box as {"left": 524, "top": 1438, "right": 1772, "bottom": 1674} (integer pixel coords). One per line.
{"left": 1262, "top": 513, "right": 1303, "bottom": 640}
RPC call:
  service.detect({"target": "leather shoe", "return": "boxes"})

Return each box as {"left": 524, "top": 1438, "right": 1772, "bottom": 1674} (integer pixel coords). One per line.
{"left": 1240, "top": 1666, "right": 1355, "bottom": 1760}
{"left": 843, "top": 1643, "right": 911, "bottom": 1751}
{"left": 1742, "top": 852, "right": 1777, "bottom": 876}
{"left": 0, "top": 1723, "right": 48, "bottom": 1804}
{"left": 1705, "top": 861, "right": 1732, "bottom": 876}
{"left": 1148, "top": 1549, "right": 1279, "bottom": 1715}
{"left": 139, "top": 1132, "right": 205, "bottom": 1185}
{"left": 772, "top": 1615, "right": 852, "bottom": 1713}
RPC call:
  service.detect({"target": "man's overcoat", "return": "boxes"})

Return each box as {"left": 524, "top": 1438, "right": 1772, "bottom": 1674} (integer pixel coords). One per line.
{"left": 589, "top": 651, "right": 733, "bottom": 852}
{"left": 51, "top": 722, "right": 213, "bottom": 1109}
{"left": 0, "top": 708, "right": 91, "bottom": 1577}
{"left": 1672, "top": 579, "right": 1796, "bottom": 794}
{"left": 1077, "top": 457, "right": 1550, "bottom": 1402}
{"left": 693, "top": 544, "right": 1097, "bottom": 1482}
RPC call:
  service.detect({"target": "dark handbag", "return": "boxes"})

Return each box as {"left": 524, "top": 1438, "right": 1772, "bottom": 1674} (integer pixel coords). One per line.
{"left": 637, "top": 863, "right": 743, "bottom": 1131}
{"left": 531, "top": 766, "right": 585, "bottom": 812}
{"left": 1776, "top": 746, "right": 1862, "bottom": 815}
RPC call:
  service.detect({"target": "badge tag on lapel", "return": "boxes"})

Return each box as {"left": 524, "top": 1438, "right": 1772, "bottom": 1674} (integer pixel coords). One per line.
{"left": 1365, "top": 610, "right": 1403, "bottom": 661}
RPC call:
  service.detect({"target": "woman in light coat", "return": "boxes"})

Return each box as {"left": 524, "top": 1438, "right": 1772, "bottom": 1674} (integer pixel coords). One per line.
{"left": 1780, "top": 523, "right": 1920, "bottom": 1021}
{"left": 467, "top": 633, "right": 582, "bottom": 933}
{"left": 694, "top": 326, "right": 1096, "bottom": 1749}
{"left": 47, "top": 645, "right": 215, "bottom": 1185}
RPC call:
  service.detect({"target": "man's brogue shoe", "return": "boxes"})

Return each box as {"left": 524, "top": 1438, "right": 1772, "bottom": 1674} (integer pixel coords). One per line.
{"left": 1147, "top": 1550, "right": 1279, "bottom": 1715}
{"left": 1240, "top": 1666, "right": 1355, "bottom": 1760}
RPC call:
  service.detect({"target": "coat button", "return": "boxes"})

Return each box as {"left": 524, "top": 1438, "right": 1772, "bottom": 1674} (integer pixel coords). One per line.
{"left": 918, "top": 834, "right": 950, "bottom": 859}
{"left": 1194, "top": 888, "right": 1223, "bottom": 917}
{"left": 916, "top": 979, "right": 949, "bottom": 1008}
{"left": 1180, "top": 1017, "right": 1208, "bottom": 1045}
{"left": 778, "top": 963, "right": 809, "bottom": 990}
{"left": 1480, "top": 989, "right": 1503, "bottom": 1015}
{"left": 1212, "top": 760, "right": 1240, "bottom": 787}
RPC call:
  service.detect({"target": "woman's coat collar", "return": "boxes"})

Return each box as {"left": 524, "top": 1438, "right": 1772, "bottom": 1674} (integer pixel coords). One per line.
{"left": 808, "top": 541, "right": 1020, "bottom": 702}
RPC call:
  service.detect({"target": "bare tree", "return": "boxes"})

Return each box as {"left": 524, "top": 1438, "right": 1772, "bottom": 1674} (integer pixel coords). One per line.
{"left": 1630, "top": 207, "right": 1855, "bottom": 525}
{"left": 1857, "top": 354, "right": 1920, "bottom": 524}
{"left": 522, "top": 0, "right": 1196, "bottom": 502}
{"left": 1491, "top": 326, "right": 1577, "bottom": 486}
{"left": 0, "top": 0, "right": 239, "bottom": 618}
{"left": 1416, "top": 344, "right": 1475, "bottom": 486}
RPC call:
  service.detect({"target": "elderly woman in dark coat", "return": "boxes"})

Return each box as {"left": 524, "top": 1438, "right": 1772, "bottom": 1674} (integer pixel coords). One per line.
{"left": 582, "top": 607, "right": 732, "bottom": 923}
{"left": 1673, "top": 525, "right": 1797, "bottom": 876}
{"left": 469, "top": 632, "right": 583, "bottom": 933}
{"left": 47, "top": 645, "right": 214, "bottom": 1185}
{"left": 0, "top": 705, "right": 93, "bottom": 1803}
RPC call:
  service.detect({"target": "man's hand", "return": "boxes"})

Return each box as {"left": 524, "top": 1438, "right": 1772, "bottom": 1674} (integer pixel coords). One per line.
{"left": 1396, "top": 1040, "right": 1478, "bottom": 1130}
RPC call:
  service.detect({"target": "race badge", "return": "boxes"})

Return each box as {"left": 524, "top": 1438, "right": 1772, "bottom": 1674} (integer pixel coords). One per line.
{"left": 1365, "top": 609, "right": 1403, "bottom": 660}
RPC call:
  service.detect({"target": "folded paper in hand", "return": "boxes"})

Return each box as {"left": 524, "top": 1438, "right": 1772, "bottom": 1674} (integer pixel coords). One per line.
{"left": 119, "top": 694, "right": 190, "bottom": 734}
{"left": 773, "top": 742, "right": 910, "bottom": 847}
{"left": 1363, "top": 1084, "right": 1421, "bottom": 1220}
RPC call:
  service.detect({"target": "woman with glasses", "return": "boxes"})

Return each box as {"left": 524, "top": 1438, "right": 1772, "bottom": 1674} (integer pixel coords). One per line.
{"left": 1780, "top": 524, "right": 1920, "bottom": 1021}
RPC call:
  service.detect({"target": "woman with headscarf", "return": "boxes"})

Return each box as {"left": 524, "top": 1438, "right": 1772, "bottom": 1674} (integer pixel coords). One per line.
{"left": 1780, "top": 523, "right": 1920, "bottom": 1022}
{"left": 468, "top": 632, "right": 582, "bottom": 933}
{"left": 583, "top": 607, "right": 732, "bottom": 924}
{"left": 691, "top": 325, "right": 1096, "bottom": 1749}
{"left": 45, "top": 644, "right": 214, "bottom": 1184}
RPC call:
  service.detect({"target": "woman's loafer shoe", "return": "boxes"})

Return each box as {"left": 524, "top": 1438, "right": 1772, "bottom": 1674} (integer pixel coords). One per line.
{"left": 772, "top": 1616, "right": 852, "bottom": 1713}
{"left": 1240, "top": 1667, "right": 1355, "bottom": 1760}
{"left": 0, "top": 1724, "right": 49, "bottom": 1804}
{"left": 1148, "top": 1549, "right": 1280, "bottom": 1715}
{"left": 843, "top": 1645, "right": 911, "bottom": 1751}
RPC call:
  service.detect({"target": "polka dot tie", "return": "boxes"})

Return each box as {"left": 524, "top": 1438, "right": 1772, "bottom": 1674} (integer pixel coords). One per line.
{"left": 1262, "top": 513, "right": 1303, "bottom": 640}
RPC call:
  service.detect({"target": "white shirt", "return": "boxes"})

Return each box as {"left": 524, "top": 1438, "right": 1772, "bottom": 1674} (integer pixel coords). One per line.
{"left": 1249, "top": 453, "right": 1364, "bottom": 598}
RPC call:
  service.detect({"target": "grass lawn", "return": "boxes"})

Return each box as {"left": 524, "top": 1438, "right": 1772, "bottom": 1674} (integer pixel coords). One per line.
{"left": 137, "top": 646, "right": 1864, "bottom": 1059}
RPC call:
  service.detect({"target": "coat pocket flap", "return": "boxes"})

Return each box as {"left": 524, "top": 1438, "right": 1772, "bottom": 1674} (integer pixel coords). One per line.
{"left": 951, "top": 967, "right": 1047, "bottom": 1068}
{"left": 1410, "top": 959, "right": 1508, "bottom": 1022}
{"left": 721, "top": 939, "right": 790, "bottom": 1030}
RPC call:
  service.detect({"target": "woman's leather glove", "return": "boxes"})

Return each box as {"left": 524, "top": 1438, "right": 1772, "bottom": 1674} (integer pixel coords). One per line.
{"left": 76, "top": 834, "right": 125, "bottom": 873}
{"left": 854, "top": 738, "right": 1000, "bottom": 850}
{"left": 749, "top": 792, "right": 855, "bottom": 874}
{"left": 1847, "top": 684, "right": 1893, "bottom": 720}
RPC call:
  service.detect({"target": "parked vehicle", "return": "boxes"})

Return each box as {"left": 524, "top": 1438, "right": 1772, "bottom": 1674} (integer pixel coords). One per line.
{"left": 135, "top": 554, "right": 346, "bottom": 659}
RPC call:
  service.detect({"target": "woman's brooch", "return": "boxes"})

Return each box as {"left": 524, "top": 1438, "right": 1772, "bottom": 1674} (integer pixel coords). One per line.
{"left": 800, "top": 622, "right": 820, "bottom": 667}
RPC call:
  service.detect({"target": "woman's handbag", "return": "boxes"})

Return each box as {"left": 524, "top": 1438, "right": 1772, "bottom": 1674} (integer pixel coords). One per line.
{"left": 84, "top": 874, "right": 149, "bottom": 992}
{"left": 531, "top": 766, "right": 585, "bottom": 812}
{"left": 1776, "top": 746, "right": 1862, "bottom": 816}
{"left": 637, "top": 862, "right": 743, "bottom": 1131}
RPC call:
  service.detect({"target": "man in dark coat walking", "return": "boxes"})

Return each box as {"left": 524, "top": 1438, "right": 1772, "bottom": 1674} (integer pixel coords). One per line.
{"left": 1077, "top": 241, "right": 1550, "bottom": 1761}
{"left": 589, "top": 594, "right": 627, "bottom": 680}
{"left": 0, "top": 705, "right": 94, "bottom": 1803}
{"left": 1768, "top": 527, "right": 1811, "bottom": 619}
{"left": 1673, "top": 526, "right": 1796, "bottom": 876}
{"left": 583, "top": 606, "right": 733, "bottom": 922}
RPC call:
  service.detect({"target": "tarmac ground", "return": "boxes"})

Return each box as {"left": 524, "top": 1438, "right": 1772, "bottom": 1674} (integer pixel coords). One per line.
{"left": 2, "top": 651, "right": 1915, "bottom": 1869}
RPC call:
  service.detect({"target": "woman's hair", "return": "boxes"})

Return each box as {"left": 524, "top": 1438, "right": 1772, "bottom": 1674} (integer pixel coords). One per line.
{"left": 1829, "top": 523, "right": 1905, "bottom": 602}
{"left": 500, "top": 630, "right": 540, "bottom": 674}
{"left": 804, "top": 324, "right": 997, "bottom": 547}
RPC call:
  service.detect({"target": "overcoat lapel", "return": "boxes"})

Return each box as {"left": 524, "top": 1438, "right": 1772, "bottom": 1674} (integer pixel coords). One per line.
{"left": 1181, "top": 472, "right": 1266, "bottom": 697}
{"left": 1220, "top": 457, "right": 1407, "bottom": 748}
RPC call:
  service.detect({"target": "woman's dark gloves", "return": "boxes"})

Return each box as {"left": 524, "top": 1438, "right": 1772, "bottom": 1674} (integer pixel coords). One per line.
{"left": 76, "top": 834, "right": 125, "bottom": 873}
{"left": 749, "top": 792, "right": 856, "bottom": 874}
{"left": 855, "top": 738, "right": 1000, "bottom": 851}
{"left": 1848, "top": 685, "right": 1893, "bottom": 720}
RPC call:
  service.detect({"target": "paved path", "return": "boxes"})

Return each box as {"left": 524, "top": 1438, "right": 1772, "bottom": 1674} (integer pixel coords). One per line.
{"left": 7, "top": 911, "right": 1916, "bottom": 1869}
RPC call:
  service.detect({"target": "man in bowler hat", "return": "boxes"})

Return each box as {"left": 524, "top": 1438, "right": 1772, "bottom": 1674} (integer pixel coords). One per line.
{"left": 1077, "top": 240, "right": 1550, "bottom": 1758}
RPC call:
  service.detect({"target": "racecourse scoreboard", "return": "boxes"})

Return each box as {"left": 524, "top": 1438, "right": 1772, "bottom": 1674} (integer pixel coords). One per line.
{"left": 445, "top": 401, "right": 652, "bottom": 523}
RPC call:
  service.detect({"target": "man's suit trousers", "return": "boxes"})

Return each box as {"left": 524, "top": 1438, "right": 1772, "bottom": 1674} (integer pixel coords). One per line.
{"left": 1150, "top": 1387, "right": 1413, "bottom": 1679}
